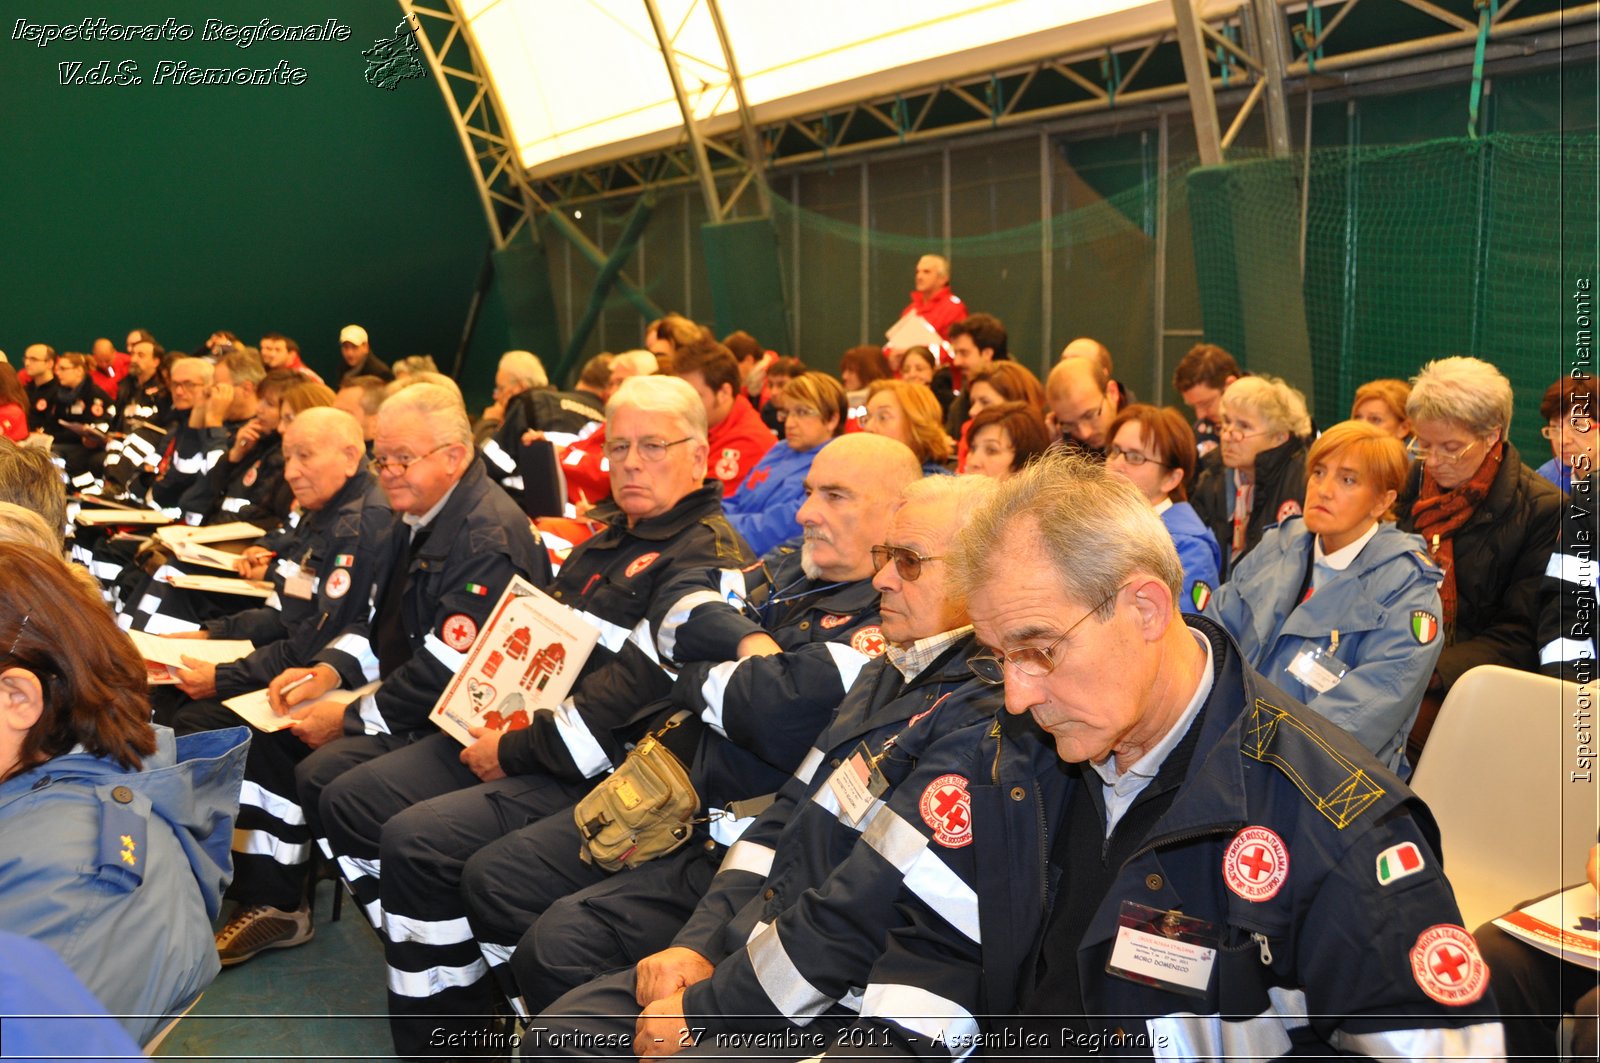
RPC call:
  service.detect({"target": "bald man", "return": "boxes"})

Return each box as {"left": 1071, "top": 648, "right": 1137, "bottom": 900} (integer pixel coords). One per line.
{"left": 1047, "top": 356, "right": 1124, "bottom": 453}
{"left": 1060, "top": 335, "right": 1136, "bottom": 409}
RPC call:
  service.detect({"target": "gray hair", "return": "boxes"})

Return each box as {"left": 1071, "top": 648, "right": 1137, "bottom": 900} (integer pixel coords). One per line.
{"left": 392, "top": 354, "right": 440, "bottom": 378}
{"left": 169, "top": 356, "right": 214, "bottom": 384}
{"left": 498, "top": 350, "right": 548, "bottom": 390}
{"left": 0, "top": 501, "right": 60, "bottom": 555}
{"left": 378, "top": 381, "right": 472, "bottom": 447}
{"left": 1221, "top": 375, "right": 1311, "bottom": 438}
{"left": 919, "top": 253, "right": 950, "bottom": 281}
{"left": 385, "top": 372, "right": 464, "bottom": 406}
{"left": 950, "top": 451, "right": 1182, "bottom": 616}
{"left": 286, "top": 406, "right": 364, "bottom": 454}
{"left": 219, "top": 348, "right": 266, "bottom": 388}
{"left": 1407, "top": 356, "right": 1514, "bottom": 436}
{"left": 606, "top": 375, "right": 707, "bottom": 442}
{"left": 611, "top": 349, "right": 659, "bottom": 378}
{"left": 0, "top": 440, "right": 66, "bottom": 546}
{"left": 900, "top": 472, "right": 998, "bottom": 522}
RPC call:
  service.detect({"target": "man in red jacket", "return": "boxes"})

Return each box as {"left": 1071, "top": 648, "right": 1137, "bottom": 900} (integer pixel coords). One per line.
{"left": 898, "top": 253, "right": 966, "bottom": 340}
{"left": 672, "top": 337, "right": 774, "bottom": 497}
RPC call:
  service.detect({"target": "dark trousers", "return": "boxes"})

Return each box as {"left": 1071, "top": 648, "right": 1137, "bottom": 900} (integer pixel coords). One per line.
{"left": 1476, "top": 921, "right": 1600, "bottom": 1062}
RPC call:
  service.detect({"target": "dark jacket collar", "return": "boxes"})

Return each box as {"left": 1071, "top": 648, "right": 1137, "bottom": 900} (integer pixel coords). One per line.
{"left": 587, "top": 480, "right": 728, "bottom": 544}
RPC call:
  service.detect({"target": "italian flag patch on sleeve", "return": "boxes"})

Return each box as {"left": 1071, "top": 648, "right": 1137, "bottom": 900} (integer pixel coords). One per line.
{"left": 1375, "top": 841, "right": 1425, "bottom": 885}
{"left": 333, "top": 554, "right": 355, "bottom": 567}
{"left": 465, "top": 582, "right": 490, "bottom": 596}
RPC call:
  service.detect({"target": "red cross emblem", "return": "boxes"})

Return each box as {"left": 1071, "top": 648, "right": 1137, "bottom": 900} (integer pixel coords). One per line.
{"left": 851, "top": 625, "right": 886, "bottom": 657}
{"left": 1223, "top": 826, "right": 1289, "bottom": 902}
{"left": 625, "top": 552, "right": 660, "bottom": 579}
{"left": 441, "top": 613, "right": 479, "bottom": 652}
{"left": 1410, "top": 924, "right": 1489, "bottom": 1005}
{"left": 918, "top": 773, "right": 972, "bottom": 848}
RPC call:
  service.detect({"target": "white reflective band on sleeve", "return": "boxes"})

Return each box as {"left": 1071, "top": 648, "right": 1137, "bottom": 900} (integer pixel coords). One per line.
{"left": 220, "top": 496, "right": 249, "bottom": 513}
{"left": 479, "top": 941, "right": 515, "bottom": 967}
{"left": 698, "top": 659, "right": 742, "bottom": 735}
{"left": 563, "top": 449, "right": 587, "bottom": 467}
{"left": 1330, "top": 1021, "right": 1505, "bottom": 1062}
{"left": 382, "top": 911, "right": 476, "bottom": 947}
{"left": 746, "top": 918, "right": 770, "bottom": 945}
{"left": 70, "top": 471, "right": 96, "bottom": 487}
{"left": 199, "top": 447, "right": 225, "bottom": 474}
{"left": 1546, "top": 550, "right": 1598, "bottom": 589}
{"left": 657, "top": 589, "right": 727, "bottom": 661}
{"left": 240, "top": 780, "right": 306, "bottom": 826}
{"left": 386, "top": 958, "right": 488, "bottom": 999}
{"left": 336, "top": 853, "right": 381, "bottom": 886}
{"left": 823, "top": 642, "right": 873, "bottom": 692}
{"left": 137, "top": 594, "right": 163, "bottom": 616}
{"left": 795, "top": 746, "right": 824, "bottom": 784}
{"left": 482, "top": 438, "right": 517, "bottom": 474}
{"left": 550, "top": 697, "right": 613, "bottom": 777}
{"left": 503, "top": 475, "right": 525, "bottom": 491}
{"left": 143, "top": 613, "right": 201, "bottom": 635}
{"left": 1540, "top": 637, "right": 1594, "bottom": 665}
{"left": 266, "top": 591, "right": 282, "bottom": 611}
{"left": 182, "top": 511, "right": 204, "bottom": 526}
{"left": 232, "top": 826, "right": 310, "bottom": 866}
{"left": 1146, "top": 987, "right": 1309, "bottom": 1062}
{"left": 544, "top": 431, "right": 581, "bottom": 447}
{"left": 810, "top": 777, "right": 883, "bottom": 833}
{"left": 708, "top": 808, "right": 756, "bottom": 847}
{"left": 748, "top": 923, "right": 831, "bottom": 1021}
{"left": 573, "top": 609, "right": 662, "bottom": 667}
{"left": 358, "top": 693, "right": 389, "bottom": 735}
{"left": 331, "top": 632, "right": 382, "bottom": 682}
{"left": 424, "top": 631, "right": 469, "bottom": 671}
{"left": 861, "top": 984, "right": 979, "bottom": 1053}
{"left": 719, "top": 839, "right": 776, "bottom": 878}
{"left": 862, "top": 809, "right": 980, "bottom": 943}
{"left": 172, "top": 453, "right": 205, "bottom": 474}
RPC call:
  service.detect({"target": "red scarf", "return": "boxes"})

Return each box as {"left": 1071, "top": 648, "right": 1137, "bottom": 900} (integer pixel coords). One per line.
{"left": 1409, "top": 441, "right": 1504, "bottom": 626}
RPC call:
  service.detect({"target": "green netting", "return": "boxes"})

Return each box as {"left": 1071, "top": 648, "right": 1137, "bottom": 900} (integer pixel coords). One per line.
{"left": 1189, "top": 132, "right": 1599, "bottom": 458}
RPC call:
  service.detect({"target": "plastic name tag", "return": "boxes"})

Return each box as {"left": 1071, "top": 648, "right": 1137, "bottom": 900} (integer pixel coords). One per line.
{"left": 1106, "top": 901, "right": 1216, "bottom": 998}
{"left": 1286, "top": 643, "right": 1349, "bottom": 694}
{"left": 826, "top": 742, "right": 888, "bottom": 826}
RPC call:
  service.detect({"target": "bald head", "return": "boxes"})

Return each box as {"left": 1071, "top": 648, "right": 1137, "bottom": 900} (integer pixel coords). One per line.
{"left": 795, "top": 433, "right": 922, "bottom": 582}
{"left": 283, "top": 407, "right": 366, "bottom": 511}
{"left": 287, "top": 406, "right": 364, "bottom": 453}
{"left": 1048, "top": 358, "right": 1116, "bottom": 450}
{"left": 1060, "top": 337, "right": 1113, "bottom": 379}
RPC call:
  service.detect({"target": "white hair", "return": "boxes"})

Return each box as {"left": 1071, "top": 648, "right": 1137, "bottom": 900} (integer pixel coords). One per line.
{"left": 378, "top": 381, "right": 472, "bottom": 446}
{"left": 498, "top": 350, "right": 548, "bottom": 390}
{"left": 606, "top": 375, "right": 707, "bottom": 442}
{"left": 1407, "top": 356, "right": 1515, "bottom": 435}
{"left": 1221, "top": 375, "right": 1312, "bottom": 438}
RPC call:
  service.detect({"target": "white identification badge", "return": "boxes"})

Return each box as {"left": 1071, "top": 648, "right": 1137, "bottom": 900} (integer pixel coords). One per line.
{"left": 1286, "top": 643, "right": 1349, "bottom": 694}
{"left": 1106, "top": 902, "right": 1217, "bottom": 997}
{"left": 278, "top": 560, "right": 314, "bottom": 601}
{"left": 826, "top": 743, "right": 888, "bottom": 826}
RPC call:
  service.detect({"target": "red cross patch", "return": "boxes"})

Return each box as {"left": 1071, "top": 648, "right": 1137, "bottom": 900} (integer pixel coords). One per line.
{"left": 324, "top": 567, "right": 351, "bottom": 600}
{"left": 625, "top": 552, "right": 660, "bottom": 579}
{"left": 819, "top": 613, "right": 853, "bottom": 629}
{"left": 919, "top": 773, "right": 973, "bottom": 848}
{"left": 441, "top": 613, "right": 479, "bottom": 652}
{"left": 242, "top": 461, "right": 259, "bottom": 487}
{"left": 714, "top": 448, "right": 741, "bottom": 482}
{"left": 1276, "top": 500, "right": 1302, "bottom": 522}
{"left": 1410, "top": 924, "right": 1489, "bottom": 1006}
{"left": 1223, "top": 826, "right": 1289, "bottom": 902}
{"left": 851, "top": 625, "right": 886, "bottom": 656}
{"left": 35, "top": 399, "right": 47, "bottom": 412}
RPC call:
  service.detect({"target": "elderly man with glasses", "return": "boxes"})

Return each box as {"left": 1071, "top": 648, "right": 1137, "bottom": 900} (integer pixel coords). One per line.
{"left": 205, "top": 382, "right": 552, "bottom": 965}
{"left": 531, "top": 473, "right": 1006, "bottom": 1061}
{"left": 808, "top": 452, "right": 1503, "bottom": 1060}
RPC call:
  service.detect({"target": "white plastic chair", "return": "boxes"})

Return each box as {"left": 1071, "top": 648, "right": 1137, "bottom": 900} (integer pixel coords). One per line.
{"left": 1410, "top": 665, "right": 1599, "bottom": 931}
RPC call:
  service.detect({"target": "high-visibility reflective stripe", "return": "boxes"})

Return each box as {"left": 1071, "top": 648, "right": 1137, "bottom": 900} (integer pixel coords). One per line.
{"left": 424, "top": 631, "right": 468, "bottom": 671}
{"left": 810, "top": 775, "right": 883, "bottom": 832}
{"left": 240, "top": 780, "right": 305, "bottom": 826}
{"left": 748, "top": 923, "right": 830, "bottom": 1020}
{"left": 823, "top": 643, "right": 873, "bottom": 692}
{"left": 1147, "top": 987, "right": 1310, "bottom": 1061}
{"left": 232, "top": 826, "right": 310, "bottom": 866}
{"left": 1546, "top": 550, "right": 1598, "bottom": 589}
{"left": 550, "top": 697, "right": 612, "bottom": 777}
{"left": 708, "top": 808, "right": 756, "bottom": 847}
{"left": 220, "top": 496, "right": 249, "bottom": 513}
{"left": 719, "top": 839, "right": 775, "bottom": 878}
{"left": 861, "top": 983, "right": 979, "bottom": 1051}
{"left": 698, "top": 659, "right": 741, "bottom": 734}
{"left": 503, "top": 474, "right": 525, "bottom": 491}
{"left": 1540, "top": 637, "right": 1594, "bottom": 665}
{"left": 336, "top": 853, "right": 381, "bottom": 885}
{"left": 330, "top": 632, "right": 381, "bottom": 682}
{"left": 861, "top": 808, "right": 980, "bottom": 943}
{"left": 383, "top": 911, "right": 475, "bottom": 947}
{"left": 479, "top": 941, "right": 515, "bottom": 966}
{"left": 795, "top": 747, "right": 824, "bottom": 784}
{"left": 386, "top": 958, "right": 487, "bottom": 999}
{"left": 572, "top": 608, "right": 661, "bottom": 666}
{"left": 482, "top": 438, "right": 516, "bottom": 474}
{"left": 70, "top": 470, "right": 96, "bottom": 487}
{"left": 357, "top": 692, "right": 388, "bottom": 735}
{"left": 1331, "top": 1022, "right": 1505, "bottom": 1061}
{"left": 137, "top": 594, "right": 163, "bottom": 615}
{"left": 657, "top": 589, "right": 727, "bottom": 661}
{"left": 172, "top": 454, "right": 206, "bottom": 474}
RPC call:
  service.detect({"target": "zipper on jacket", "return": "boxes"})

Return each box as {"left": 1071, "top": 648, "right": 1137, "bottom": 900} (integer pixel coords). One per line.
{"left": 1121, "top": 822, "right": 1244, "bottom": 874}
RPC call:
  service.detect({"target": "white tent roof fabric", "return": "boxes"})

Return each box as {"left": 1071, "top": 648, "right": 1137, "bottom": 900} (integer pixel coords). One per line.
{"left": 460, "top": 0, "right": 1229, "bottom": 177}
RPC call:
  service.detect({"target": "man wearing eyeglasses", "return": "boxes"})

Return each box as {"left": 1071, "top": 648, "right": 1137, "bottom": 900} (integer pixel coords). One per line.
{"left": 532, "top": 474, "right": 1008, "bottom": 1062}
{"left": 823, "top": 453, "right": 1504, "bottom": 1060}
{"left": 306, "top": 375, "right": 760, "bottom": 1057}
{"left": 1046, "top": 355, "right": 1124, "bottom": 455}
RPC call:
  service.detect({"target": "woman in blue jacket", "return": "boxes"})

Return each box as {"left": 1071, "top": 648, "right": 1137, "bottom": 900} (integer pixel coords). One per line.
{"left": 0, "top": 542, "right": 248, "bottom": 1045}
{"left": 1104, "top": 404, "right": 1222, "bottom": 614}
{"left": 1206, "top": 420, "right": 1444, "bottom": 774}
{"left": 724, "top": 371, "right": 846, "bottom": 554}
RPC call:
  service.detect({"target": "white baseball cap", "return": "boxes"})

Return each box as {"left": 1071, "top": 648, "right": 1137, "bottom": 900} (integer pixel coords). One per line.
{"left": 340, "top": 325, "right": 368, "bottom": 346}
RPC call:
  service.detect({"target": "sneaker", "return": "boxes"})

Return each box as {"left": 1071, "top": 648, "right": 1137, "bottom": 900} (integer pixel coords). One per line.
{"left": 215, "top": 902, "right": 314, "bottom": 966}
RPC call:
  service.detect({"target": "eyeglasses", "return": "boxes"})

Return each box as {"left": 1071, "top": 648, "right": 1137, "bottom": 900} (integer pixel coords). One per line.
{"left": 871, "top": 544, "right": 945, "bottom": 582}
{"left": 1542, "top": 418, "right": 1594, "bottom": 439}
{"left": 1105, "top": 444, "right": 1166, "bottom": 467}
{"left": 603, "top": 436, "right": 693, "bottom": 463}
{"left": 1060, "top": 397, "right": 1105, "bottom": 432}
{"left": 1406, "top": 437, "right": 1481, "bottom": 464}
{"left": 776, "top": 405, "right": 820, "bottom": 422}
{"left": 169, "top": 380, "right": 206, "bottom": 392}
{"left": 1217, "top": 419, "right": 1273, "bottom": 441}
{"left": 370, "top": 443, "right": 452, "bottom": 475}
{"left": 968, "top": 583, "right": 1129, "bottom": 685}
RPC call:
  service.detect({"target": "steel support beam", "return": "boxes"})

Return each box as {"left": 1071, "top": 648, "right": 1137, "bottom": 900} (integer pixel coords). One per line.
{"left": 1171, "top": 0, "right": 1226, "bottom": 165}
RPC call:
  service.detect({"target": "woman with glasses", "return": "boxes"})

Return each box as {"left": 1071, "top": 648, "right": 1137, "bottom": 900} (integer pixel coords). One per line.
{"left": 862, "top": 379, "right": 955, "bottom": 476}
{"left": 724, "top": 372, "right": 848, "bottom": 554}
{"left": 1395, "top": 356, "right": 1564, "bottom": 755}
{"left": 1534, "top": 373, "right": 1596, "bottom": 493}
{"left": 1204, "top": 421, "right": 1443, "bottom": 773}
{"left": 1191, "top": 374, "right": 1312, "bottom": 579}
{"left": 1103, "top": 404, "right": 1221, "bottom": 614}
{"left": 962, "top": 400, "right": 1050, "bottom": 482}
